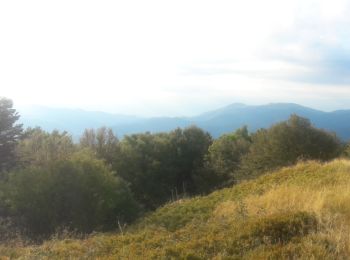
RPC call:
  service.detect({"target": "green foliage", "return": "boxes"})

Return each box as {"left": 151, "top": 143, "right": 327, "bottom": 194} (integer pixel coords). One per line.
{"left": 0, "top": 98, "right": 23, "bottom": 173}
{"left": 240, "top": 114, "right": 341, "bottom": 177}
{"left": 0, "top": 217, "right": 21, "bottom": 243}
{"left": 2, "top": 151, "right": 139, "bottom": 238}
{"left": 116, "top": 131, "right": 173, "bottom": 209}
{"left": 168, "top": 126, "right": 213, "bottom": 194}
{"left": 17, "top": 127, "right": 75, "bottom": 167}
{"left": 205, "top": 126, "right": 251, "bottom": 186}
{"left": 115, "top": 126, "right": 213, "bottom": 209}
{"left": 79, "top": 127, "right": 120, "bottom": 167}
{"left": 342, "top": 143, "right": 350, "bottom": 158}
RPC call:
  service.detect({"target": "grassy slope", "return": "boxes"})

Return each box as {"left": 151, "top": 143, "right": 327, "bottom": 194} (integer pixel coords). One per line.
{"left": 2, "top": 160, "right": 350, "bottom": 259}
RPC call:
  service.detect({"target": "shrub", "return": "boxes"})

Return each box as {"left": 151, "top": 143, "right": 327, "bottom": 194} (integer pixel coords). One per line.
{"left": 3, "top": 151, "right": 139, "bottom": 238}
{"left": 240, "top": 115, "right": 341, "bottom": 177}
{"left": 205, "top": 126, "right": 251, "bottom": 187}
{"left": 115, "top": 126, "right": 213, "bottom": 209}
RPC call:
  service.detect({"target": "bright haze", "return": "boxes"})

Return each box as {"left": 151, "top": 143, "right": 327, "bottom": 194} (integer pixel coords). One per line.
{"left": 1, "top": 0, "right": 350, "bottom": 116}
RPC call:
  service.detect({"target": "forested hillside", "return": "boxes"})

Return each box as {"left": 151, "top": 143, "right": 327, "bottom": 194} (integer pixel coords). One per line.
{"left": 1, "top": 97, "right": 350, "bottom": 259}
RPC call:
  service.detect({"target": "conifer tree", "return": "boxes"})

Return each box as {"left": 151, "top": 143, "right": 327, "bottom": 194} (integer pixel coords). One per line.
{"left": 0, "top": 98, "right": 23, "bottom": 172}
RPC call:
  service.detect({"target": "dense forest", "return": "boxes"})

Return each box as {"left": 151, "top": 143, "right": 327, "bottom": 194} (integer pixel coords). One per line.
{"left": 0, "top": 97, "right": 348, "bottom": 243}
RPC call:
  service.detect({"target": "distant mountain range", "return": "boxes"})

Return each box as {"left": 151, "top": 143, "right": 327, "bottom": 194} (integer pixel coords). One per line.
{"left": 18, "top": 103, "right": 350, "bottom": 141}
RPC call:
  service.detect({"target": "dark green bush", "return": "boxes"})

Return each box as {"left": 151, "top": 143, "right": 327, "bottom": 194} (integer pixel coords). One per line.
{"left": 240, "top": 115, "right": 341, "bottom": 177}
{"left": 115, "top": 126, "right": 213, "bottom": 209}
{"left": 3, "top": 151, "right": 140, "bottom": 238}
{"left": 205, "top": 126, "right": 251, "bottom": 187}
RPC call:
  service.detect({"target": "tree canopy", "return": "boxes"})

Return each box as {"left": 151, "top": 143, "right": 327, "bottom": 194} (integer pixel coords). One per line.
{"left": 115, "top": 126, "right": 212, "bottom": 209}
{"left": 206, "top": 126, "right": 251, "bottom": 186}
{"left": 3, "top": 151, "right": 139, "bottom": 238}
{"left": 17, "top": 128, "right": 75, "bottom": 167}
{"left": 240, "top": 115, "right": 341, "bottom": 178}
{"left": 80, "top": 127, "right": 120, "bottom": 167}
{"left": 0, "top": 98, "right": 23, "bottom": 173}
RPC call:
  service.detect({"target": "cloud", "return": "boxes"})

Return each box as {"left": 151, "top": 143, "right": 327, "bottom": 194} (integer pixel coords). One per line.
{"left": 260, "top": 0, "right": 350, "bottom": 85}
{"left": 1, "top": 0, "right": 350, "bottom": 116}
{"left": 183, "top": 0, "right": 350, "bottom": 86}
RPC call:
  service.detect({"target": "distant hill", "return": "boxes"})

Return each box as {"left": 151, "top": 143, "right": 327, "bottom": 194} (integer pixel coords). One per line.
{"left": 193, "top": 103, "right": 350, "bottom": 140}
{"left": 18, "top": 103, "right": 350, "bottom": 140}
{"left": 18, "top": 106, "right": 143, "bottom": 139}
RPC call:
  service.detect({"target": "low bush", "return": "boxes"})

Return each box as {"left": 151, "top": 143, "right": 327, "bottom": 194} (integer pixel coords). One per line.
{"left": 2, "top": 151, "right": 140, "bottom": 239}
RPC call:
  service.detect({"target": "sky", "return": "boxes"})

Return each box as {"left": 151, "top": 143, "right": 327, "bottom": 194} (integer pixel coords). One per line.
{"left": 1, "top": 0, "right": 350, "bottom": 116}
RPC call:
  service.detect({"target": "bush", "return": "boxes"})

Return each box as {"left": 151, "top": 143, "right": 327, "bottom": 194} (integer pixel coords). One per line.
{"left": 342, "top": 143, "right": 350, "bottom": 158}
{"left": 3, "top": 151, "right": 140, "bottom": 238}
{"left": 115, "top": 126, "right": 213, "bottom": 209}
{"left": 0, "top": 217, "right": 22, "bottom": 243}
{"left": 205, "top": 126, "right": 251, "bottom": 187}
{"left": 240, "top": 115, "right": 341, "bottom": 177}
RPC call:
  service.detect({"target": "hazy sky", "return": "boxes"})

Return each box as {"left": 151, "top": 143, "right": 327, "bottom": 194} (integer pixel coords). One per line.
{"left": 1, "top": 0, "right": 350, "bottom": 116}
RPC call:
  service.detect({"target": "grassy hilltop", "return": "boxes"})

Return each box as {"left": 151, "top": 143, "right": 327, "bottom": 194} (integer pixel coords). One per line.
{"left": 3, "top": 159, "right": 350, "bottom": 259}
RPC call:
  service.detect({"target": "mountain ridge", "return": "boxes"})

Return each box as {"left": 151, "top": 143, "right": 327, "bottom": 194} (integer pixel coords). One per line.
{"left": 18, "top": 103, "right": 350, "bottom": 140}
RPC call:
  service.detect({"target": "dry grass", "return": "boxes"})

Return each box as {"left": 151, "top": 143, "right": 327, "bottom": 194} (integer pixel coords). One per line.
{"left": 3, "top": 159, "right": 350, "bottom": 259}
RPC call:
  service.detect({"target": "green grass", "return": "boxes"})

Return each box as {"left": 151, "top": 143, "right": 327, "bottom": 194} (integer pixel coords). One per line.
{"left": 2, "top": 159, "right": 350, "bottom": 259}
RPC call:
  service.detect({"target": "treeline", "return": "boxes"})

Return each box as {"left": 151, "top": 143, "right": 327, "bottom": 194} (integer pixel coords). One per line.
{"left": 0, "top": 97, "right": 347, "bottom": 240}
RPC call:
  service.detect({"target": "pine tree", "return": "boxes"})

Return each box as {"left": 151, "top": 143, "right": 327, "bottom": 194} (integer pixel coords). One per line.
{"left": 0, "top": 98, "right": 23, "bottom": 172}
